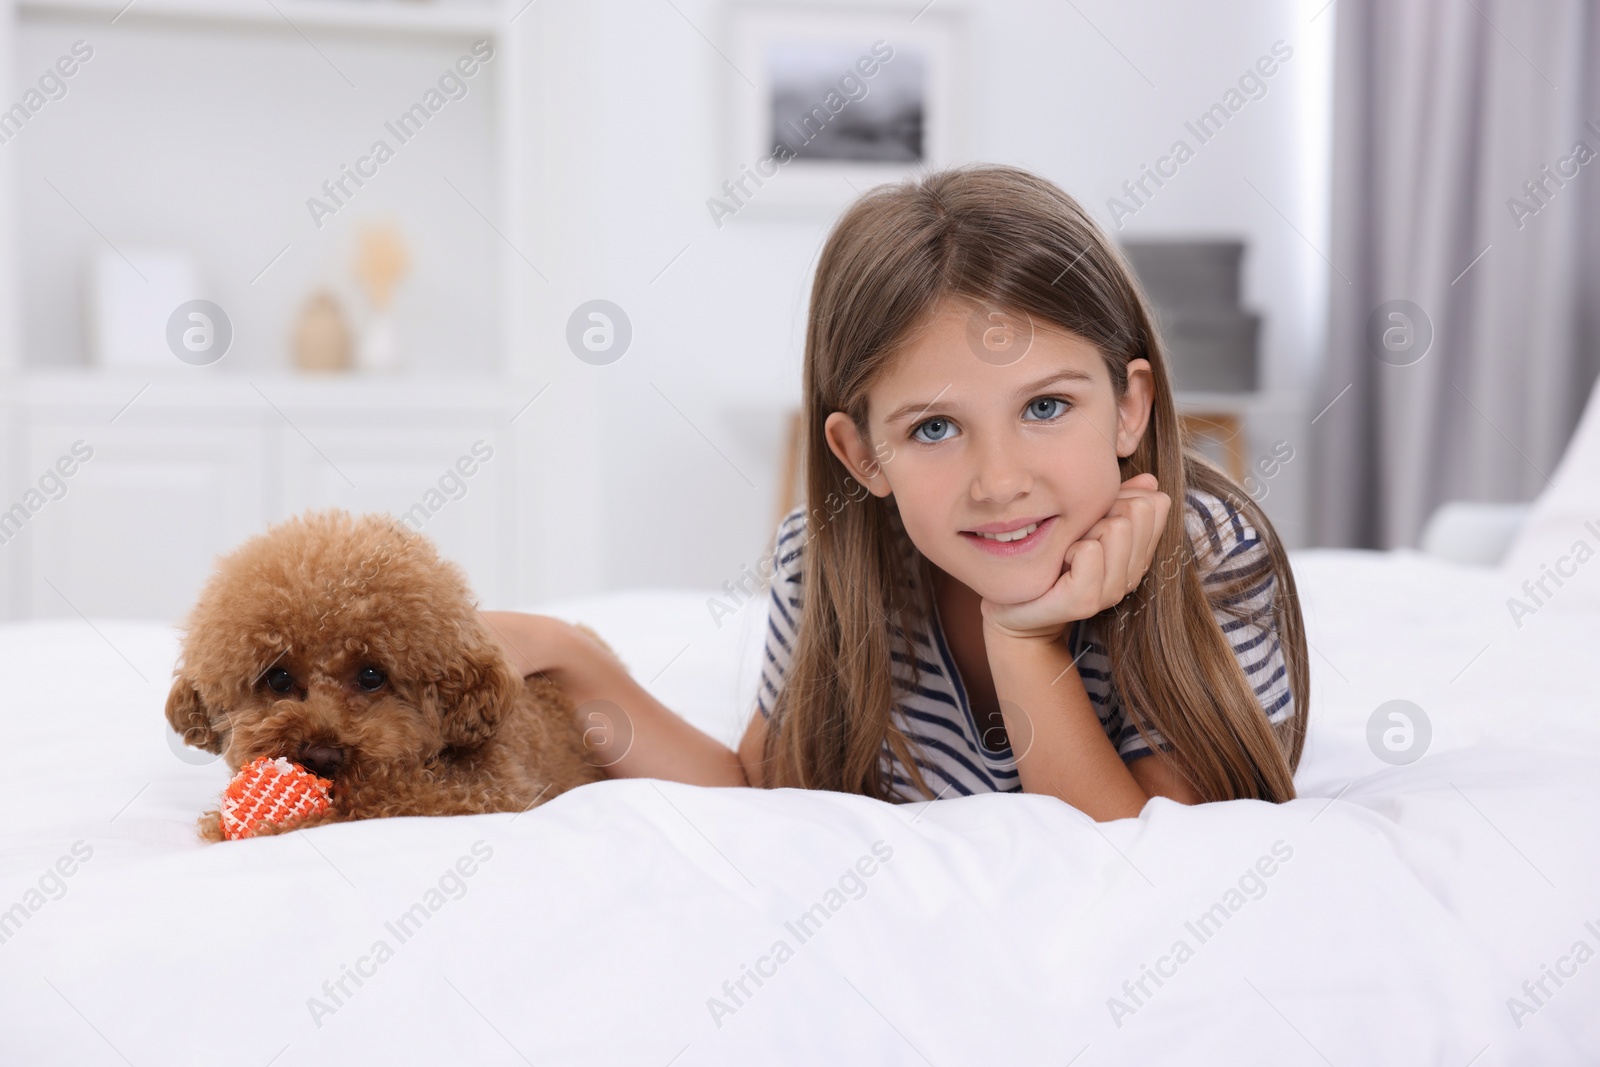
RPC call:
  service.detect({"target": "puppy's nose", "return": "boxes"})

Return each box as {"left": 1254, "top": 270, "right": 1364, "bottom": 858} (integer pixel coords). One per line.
{"left": 297, "top": 744, "right": 346, "bottom": 779}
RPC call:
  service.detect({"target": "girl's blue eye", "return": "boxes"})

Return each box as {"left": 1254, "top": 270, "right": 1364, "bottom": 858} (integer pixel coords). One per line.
{"left": 911, "top": 416, "right": 957, "bottom": 444}
{"left": 1024, "top": 397, "right": 1070, "bottom": 421}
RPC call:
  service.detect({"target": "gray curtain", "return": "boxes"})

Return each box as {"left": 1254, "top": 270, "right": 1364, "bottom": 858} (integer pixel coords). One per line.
{"left": 1313, "top": 0, "right": 1600, "bottom": 549}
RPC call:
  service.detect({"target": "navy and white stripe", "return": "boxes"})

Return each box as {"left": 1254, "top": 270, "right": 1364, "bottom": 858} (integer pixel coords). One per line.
{"left": 756, "top": 489, "right": 1296, "bottom": 802}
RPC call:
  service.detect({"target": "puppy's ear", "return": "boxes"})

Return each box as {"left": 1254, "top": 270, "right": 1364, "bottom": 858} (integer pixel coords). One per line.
{"left": 165, "top": 675, "right": 223, "bottom": 754}
{"left": 434, "top": 627, "right": 521, "bottom": 749}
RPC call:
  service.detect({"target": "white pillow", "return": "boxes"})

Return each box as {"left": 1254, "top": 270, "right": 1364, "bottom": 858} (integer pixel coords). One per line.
{"left": 1500, "top": 374, "right": 1600, "bottom": 595}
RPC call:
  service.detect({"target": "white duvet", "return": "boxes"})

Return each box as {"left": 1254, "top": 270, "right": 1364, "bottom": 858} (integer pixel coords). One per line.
{"left": 1, "top": 547, "right": 1597, "bottom": 1065}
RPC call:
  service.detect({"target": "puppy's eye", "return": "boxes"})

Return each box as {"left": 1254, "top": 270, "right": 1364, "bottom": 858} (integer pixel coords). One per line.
{"left": 264, "top": 667, "right": 294, "bottom": 694}
{"left": 356, "top": 666, "right": 387, "bottom": 692}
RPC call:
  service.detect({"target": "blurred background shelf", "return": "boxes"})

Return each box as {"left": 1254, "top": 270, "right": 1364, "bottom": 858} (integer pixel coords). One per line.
{"left": 1, "top": 0, "right": 526, "bottom": 378}
{"left": 16, "top": 0, "right": 504, "bottom": 38}
{"left": 0, "top": 0, "right": 568, "bottom": 622}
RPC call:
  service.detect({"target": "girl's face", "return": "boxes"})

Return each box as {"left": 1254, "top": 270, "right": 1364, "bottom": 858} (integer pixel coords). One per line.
{"left": 824, "top": 297, "right": 1155, "bottom": 605}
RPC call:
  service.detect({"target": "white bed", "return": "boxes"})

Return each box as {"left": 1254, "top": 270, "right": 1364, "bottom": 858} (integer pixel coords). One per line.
{"left": 4, "top": 404, "right": 1600, "bottom": 1062}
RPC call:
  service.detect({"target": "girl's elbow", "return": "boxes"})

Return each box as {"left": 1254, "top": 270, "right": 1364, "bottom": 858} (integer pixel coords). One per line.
{"left": 735, "top": 751, "right": 759, "bottom": 789}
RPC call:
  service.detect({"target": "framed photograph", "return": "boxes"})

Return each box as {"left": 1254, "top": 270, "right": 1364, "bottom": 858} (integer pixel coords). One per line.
{"left": 718, "top": 3, "right": 966, "bottom": 218}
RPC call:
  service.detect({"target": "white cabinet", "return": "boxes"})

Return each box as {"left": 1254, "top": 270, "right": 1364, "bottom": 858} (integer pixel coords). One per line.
{"left": 0, "top": 373, "right": 531, "bottom": 622}
{"left": 20, "top": 415, "right": 268, "bottom": 622}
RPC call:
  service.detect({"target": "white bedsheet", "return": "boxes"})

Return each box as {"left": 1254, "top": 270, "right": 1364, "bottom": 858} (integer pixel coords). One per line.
{"left": 1, "top": 550, "right": 1597, "bottom": 1065}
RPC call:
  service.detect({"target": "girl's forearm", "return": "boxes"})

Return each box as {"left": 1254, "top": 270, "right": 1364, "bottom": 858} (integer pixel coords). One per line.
{"left": 560, "top": 650, "right": 749, "bottom": 787}
{"left": 985, "top": 632, "right": 1150, "bottom": 820}
{"left": 481, "top": 611, "right": 748, "bottom": 788}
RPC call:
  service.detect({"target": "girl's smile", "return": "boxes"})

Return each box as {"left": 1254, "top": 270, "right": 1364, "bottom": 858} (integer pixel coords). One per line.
{"left": 960, "top": 514, "right": 1058, "bottom": 556}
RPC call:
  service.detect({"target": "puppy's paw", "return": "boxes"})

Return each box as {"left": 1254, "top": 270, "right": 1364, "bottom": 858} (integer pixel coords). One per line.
{"left": 199, "top": 806, "right": 340, "bottom": 841}
{"left": 197, "top": 809, "right": 224, "bottom": 843}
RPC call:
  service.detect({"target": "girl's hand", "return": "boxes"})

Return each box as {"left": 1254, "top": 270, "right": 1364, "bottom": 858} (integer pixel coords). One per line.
{"left": 980, "top": 473, "right": 1172, "bottom": 643}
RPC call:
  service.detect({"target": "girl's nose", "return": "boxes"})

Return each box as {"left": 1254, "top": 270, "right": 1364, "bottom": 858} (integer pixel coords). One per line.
{"left": 969, "top": 440, "right": 1032, "bottom": 502}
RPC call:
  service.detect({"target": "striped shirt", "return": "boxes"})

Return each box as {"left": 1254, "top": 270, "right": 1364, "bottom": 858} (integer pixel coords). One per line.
{"left": 755, "top": 488, "right": 1296, "bottom": 801}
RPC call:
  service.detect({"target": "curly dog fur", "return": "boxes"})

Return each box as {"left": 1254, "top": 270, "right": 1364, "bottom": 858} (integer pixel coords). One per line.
{"left": 166, "top": 509, "right": 604, "bottom": 841}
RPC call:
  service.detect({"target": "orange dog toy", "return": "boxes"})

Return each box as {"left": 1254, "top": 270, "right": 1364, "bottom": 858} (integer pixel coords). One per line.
{"left": 220, "top": 756, "right": 333, "bottom": 841}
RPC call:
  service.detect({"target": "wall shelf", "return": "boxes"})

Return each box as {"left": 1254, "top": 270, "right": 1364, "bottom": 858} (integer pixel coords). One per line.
{"left": 1, "top": 0, "right": 530, "bottom": 377}
{"left": 16, "top": 0, "right": 504, "bottom": 38}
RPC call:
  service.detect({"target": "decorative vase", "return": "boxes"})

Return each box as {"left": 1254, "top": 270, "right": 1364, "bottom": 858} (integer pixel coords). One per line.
{"left": 292, "top": 290, "right": 352, "bottom": 373}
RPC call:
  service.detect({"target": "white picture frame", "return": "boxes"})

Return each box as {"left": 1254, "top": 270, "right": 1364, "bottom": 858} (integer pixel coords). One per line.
{"left": 717, "top": 3, "right": 966, "bottom": 219}
{"left": 87, "top": 248, "right": 199, "bottom": 369}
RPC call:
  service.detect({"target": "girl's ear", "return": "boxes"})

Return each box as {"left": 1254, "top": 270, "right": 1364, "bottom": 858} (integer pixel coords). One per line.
{"left": 823, "top": 412, "right": 893, "bottom": 497}
{"left": 1115, "top": 358, "right": 1155, "bottom": 458}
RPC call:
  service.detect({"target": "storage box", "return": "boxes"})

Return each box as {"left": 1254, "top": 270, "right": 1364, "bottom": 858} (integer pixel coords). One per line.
{"left": 1119, "top": 239, "right": 1259, "bottom": 394}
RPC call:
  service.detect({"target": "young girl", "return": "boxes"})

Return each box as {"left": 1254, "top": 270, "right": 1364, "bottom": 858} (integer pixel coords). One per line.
{"left": 485, "top": 163, "right": 1309, "bottom": 821}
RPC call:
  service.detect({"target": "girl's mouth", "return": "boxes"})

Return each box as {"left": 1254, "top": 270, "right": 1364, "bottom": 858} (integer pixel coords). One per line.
{"left": 960, "top": 515, "right": 1056, "bottom": 556}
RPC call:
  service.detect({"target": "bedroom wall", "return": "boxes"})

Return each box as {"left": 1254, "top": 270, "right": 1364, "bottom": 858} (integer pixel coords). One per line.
{"left": 515, "top": 0, "right": 1335, "bottom": 601}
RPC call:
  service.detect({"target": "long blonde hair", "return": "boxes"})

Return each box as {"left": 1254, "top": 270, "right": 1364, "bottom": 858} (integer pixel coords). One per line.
{"left": 760, "top": 163, "right": 1309, "bottom": 804}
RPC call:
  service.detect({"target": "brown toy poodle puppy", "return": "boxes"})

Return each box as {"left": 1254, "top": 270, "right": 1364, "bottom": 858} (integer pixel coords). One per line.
{"left": 166, "top": 509, "right": 604, "bottom": 841}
